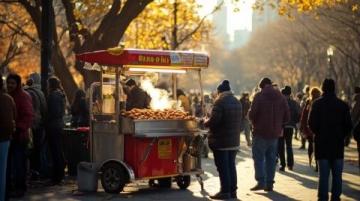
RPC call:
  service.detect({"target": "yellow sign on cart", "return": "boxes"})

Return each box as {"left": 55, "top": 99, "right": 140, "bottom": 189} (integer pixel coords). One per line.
{"left": 158, "top": 139, "right": 172, "bottom": 159}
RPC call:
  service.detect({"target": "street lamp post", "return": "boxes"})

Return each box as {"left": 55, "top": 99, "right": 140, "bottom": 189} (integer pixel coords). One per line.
{"left": 326, "top": 45, "right": 335, "bottom": 79}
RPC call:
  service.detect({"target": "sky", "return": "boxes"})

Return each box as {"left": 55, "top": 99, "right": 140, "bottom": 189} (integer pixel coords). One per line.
{"left": 197, "top": 0, "right": 254, "bottom": 34}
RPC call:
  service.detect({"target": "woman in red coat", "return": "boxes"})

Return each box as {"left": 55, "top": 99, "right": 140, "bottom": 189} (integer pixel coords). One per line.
{"left": 6, "top": 73, "right": 33, "bottom": 198}
{"left": 300, "top": 87, "right": 321, "bottom": 170}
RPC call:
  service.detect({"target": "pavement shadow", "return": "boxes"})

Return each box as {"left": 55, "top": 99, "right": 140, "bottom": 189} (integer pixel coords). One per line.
{"left": 121, "top": 187, "right": 212, "bottom": 200}
{"left": 279, "top": 162, "right": 360, "bottom": 201}
{"left": 255, "top": 191, "right": 301, "bottom": 201}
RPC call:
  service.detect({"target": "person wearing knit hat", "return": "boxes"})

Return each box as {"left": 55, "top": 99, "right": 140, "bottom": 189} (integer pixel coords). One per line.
{"left": 204, "top": 79, "right": 242, "bottom": 199}
{"left": 249, "top": 78, "right": 290, "bottom": 192}
{"left": 259, "top": 77, "right": 272, "bottom": 89}
{"left": 217, "top": 80, "right": 231, "bottom": 93}
{"left": 279, "top": 85, "right": 301, "bottom": 172}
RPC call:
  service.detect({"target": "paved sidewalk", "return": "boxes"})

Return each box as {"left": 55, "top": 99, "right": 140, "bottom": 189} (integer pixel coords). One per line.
{"left": 12, "top": 136, "right": 360, "bottom": 201}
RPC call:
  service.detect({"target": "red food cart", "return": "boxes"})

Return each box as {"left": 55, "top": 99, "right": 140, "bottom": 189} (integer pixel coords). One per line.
{"left": 76, "top": 47, "right": 209, "bottom": 194}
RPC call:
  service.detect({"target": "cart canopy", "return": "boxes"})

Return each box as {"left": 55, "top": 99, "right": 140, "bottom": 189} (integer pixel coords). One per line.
{"left": 76, "top": 48, "right": 209, "bottom": 70}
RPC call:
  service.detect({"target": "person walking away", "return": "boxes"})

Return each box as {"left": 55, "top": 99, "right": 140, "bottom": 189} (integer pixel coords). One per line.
{"left": 176, "top": 89, "right": 191, "bottom": 113}
{"left": 308, "top": 79, "right": 352, "bottom": 201}
{"left": 204, "top": 80, "right": 242, "bottom": 200}
{"left": 278, "top": 86, "right": 301, "bottom": 171}
{"left": 249, "top": 78, "right": 290, "bottom": 192}
{"left": 300, "top": 87, "right": 321, "bottom": 171}
{"left": 6, "top": 74, "right": 33, "bottom": 198}
{"left": 351, "top": 86, "right": 360, "bottom": 170}
{"left": 25, "top": 72, "right": 47, "bottom": 180}
{"left": 0, "top": 76, "right": 16, "bottom": 201}
{"left": 240, "top": 92, "right": 252, "bottom": 146}
{"left": 299, "top": 85, "right": 310, "bottom": 149}
{"left": 47, "top": 76, "right": 66, "bottom": 185}
{"left": 70, "top": 89, "right": 89, "bottom": 127}
{"left": 125, "top": 79, "right": 150, "bottom": 111}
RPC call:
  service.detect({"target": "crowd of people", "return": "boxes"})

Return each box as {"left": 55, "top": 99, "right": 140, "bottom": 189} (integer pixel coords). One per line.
{"left": 202, "top": 78, "right": 359, "bottom": 201}
{"left": 0, "top": 72, "right": 359, "bottom": 201}
{"left": 0, "top": 72, "right": 89, "bottom": 201}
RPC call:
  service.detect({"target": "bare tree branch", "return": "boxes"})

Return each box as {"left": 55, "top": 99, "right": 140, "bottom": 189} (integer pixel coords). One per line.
{"left": 176, "top": 0, "right": 223, "bottom": 48}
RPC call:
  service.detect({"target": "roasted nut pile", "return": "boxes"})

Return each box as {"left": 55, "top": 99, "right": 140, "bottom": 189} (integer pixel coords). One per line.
{"left": 121, "top": 108, "right": 195, "bottom": 120}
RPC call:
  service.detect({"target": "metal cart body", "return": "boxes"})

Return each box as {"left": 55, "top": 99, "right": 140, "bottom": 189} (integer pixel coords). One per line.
{"left": 76, "top": 48, "right": 208, "bottom": 193}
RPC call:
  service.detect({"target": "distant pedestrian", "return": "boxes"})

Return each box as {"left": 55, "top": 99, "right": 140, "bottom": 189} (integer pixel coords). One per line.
{"left": 25, "top": 72, "right": 47, "bottom": 180}
{"left": 239, "top": 92, "right": 252, "bottom": 146}
{"left": 351, "top": 86, "right": 360, "bottom": 169}
{"left": 47, "top": 76, "right": 66, "bottom": 185}
{"left": 0, "top": 75, "right": 16, "bottom": 201}
{"left": 278, "top": 86, "right": 300, "bottom": 171}
{"left": 300, "top": 87, "right": 321, "bottom": 170}
{"left": 299, "top": 85, "right": 310, "bottom": 149}
{"left": 204, "top": 80, "right": 242, "bottom": 200}
{"left": 6, "top": 73, "right": 33, "bottom": 198}
{"left": 70, "top": 89, "right": 89, "bottom": 127}
{"left": 309, "top": 79, "right": 352, "bottom": 201}
{"left": 249, "top": 77, "right": 290, "bottom": 192}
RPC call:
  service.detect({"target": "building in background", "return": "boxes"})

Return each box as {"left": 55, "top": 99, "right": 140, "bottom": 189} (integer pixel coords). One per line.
{"left": 231, "top": 29, "right": 251, "bottom": 49}
{"left": 252, "top": 3, "right": 278, "bottom": 32}
{"left": 212, "top": 0, "right": 231, "bottom": 49}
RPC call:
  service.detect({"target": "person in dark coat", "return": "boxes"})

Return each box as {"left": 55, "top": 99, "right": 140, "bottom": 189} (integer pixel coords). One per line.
{"left": 351, "top": 86, "right": 360, "bottom": 169}
{"left": 204, "top": 80, "right": 242, "bottom": 200}
{"left": 249, "top": 78, "right": 290, "bottom": 192}
{"left": 0, "top": 76, "right": 16, "bottom": 201}
{"left": 308, "top": 79, "right": 352, "bottom": 201}
{"left": 70, "top": 89, "right": 89, "bottom": 127}
{"left": 25, "top": 72, "right": 47, "bottom": 180}
{"left": 6, "top": 73, "right": 33, "bottom": 198}
{"left": 125, "top": 79, "right": 150, "bottom": 111}
{"left": 278, "top": 86, "right": 301, "bottom": 171}
{"left": 240, "top": 92, "right": 252, "bottom": 146}
{"left": 47, "top": 76, "right": 66, "bottom": 185}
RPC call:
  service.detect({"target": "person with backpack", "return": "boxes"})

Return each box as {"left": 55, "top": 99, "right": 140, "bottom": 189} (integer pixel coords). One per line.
{"left": 278, "top": 86, "right": 301, "bottom": 171}
{"left": 25, "top": 73, "right": 47, "bottom": 180}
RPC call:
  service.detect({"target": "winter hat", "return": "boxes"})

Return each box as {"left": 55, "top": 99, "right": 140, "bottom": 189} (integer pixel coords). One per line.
{"left": 281, "top": 86, "right": 292, "bottom": 96}
{"left": 29, "top": 72, "right": 41, "bottom": 85}
{"left": 217, "top": 80, "right": 231, "bottom": 93}
{"left": 125, "top": 79, "right": 136, "bottom": 87}
{"left": 259, "top": 77, "right": 272, "bottom": 89}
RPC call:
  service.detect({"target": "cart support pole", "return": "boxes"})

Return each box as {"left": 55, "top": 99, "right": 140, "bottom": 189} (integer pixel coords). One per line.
{"left": 172, "top": 74, "right": 177, "bottom": 99}
{"left": 198, "top": 70, "right": 205, "bottom": 117}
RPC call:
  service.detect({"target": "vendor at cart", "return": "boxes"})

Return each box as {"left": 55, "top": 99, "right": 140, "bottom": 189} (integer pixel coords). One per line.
{"left": 125, "top": 79, "right": 151, "bottom": 111}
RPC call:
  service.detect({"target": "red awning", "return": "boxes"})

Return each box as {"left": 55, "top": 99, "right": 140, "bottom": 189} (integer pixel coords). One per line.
{"left": 76, "top": 48, "right": 209, "bottom": 69}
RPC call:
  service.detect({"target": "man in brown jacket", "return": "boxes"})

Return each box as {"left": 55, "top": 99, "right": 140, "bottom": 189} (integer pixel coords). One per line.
{"left": 249, "top": 78, "right": 290, "bottom": 192}
{"left": 0, "top": 76, "right": 16, "bottom": 201}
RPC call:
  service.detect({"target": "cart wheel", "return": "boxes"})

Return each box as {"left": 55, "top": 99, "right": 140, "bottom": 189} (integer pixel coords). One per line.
{"left": 101, "top": 162, "right": 128, "bottom": 194}
{"left": 176, "top": 175, "right": 191, "bottom": 190}
{"left": 158, "top": 177, "right": 172, "bottom": 188}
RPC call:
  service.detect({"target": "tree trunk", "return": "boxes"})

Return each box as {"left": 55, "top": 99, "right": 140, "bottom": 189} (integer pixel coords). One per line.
{"left": 51, "top": 44, "right": 78, "bottom": 102}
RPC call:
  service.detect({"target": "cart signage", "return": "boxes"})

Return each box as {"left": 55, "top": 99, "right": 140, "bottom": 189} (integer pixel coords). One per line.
{"left": 138, "top": 55, "right": 170, "bottom": 65}
{"left": 76, "top": 48, "right": 209, "bottom": 68}
{"left": 158, "top": 139, "right": 172, "bottom": 159}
